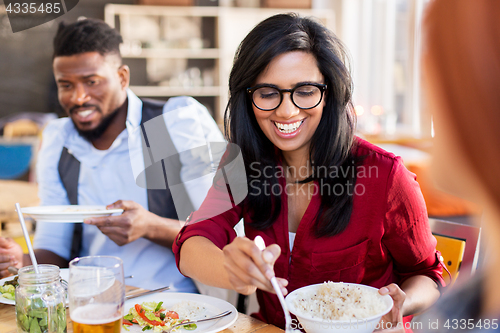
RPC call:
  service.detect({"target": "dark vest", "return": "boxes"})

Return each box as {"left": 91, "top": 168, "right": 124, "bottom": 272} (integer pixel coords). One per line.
{"left": 58, "top": 99, "right": 192, "bottom": 260}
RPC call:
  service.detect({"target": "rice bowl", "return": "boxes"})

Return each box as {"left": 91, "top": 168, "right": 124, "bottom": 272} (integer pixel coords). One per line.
{"left": 285, "top": 282, "right": 393, "bottom": 333}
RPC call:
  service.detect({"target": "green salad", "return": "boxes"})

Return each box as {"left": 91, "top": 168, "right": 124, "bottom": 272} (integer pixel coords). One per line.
{"left": 123, "top": 301, "right": 197, "bottom": 332}
{"left": 0, "top": 276, "right": 18, "bottom": 300}
{"left": 16, "top": 295, "right": 66, "bottom": 333}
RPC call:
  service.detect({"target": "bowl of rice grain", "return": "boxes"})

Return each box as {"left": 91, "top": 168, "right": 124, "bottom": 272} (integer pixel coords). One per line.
{"left": 285, "top": 282, "right": 393, "bottom": 333}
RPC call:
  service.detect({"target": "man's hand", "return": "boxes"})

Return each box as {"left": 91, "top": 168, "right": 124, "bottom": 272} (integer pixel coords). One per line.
{"left": 84, "top": 200, "right": 182, "bottom": 247}
{"left": 0, "top": 237, "right": 24, "bottom": 278}
{"left": 84, "top": 200, "right": 153, "bottom": 246}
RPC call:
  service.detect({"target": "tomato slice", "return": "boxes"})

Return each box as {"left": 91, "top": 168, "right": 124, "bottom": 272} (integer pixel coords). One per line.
{"left": 123, "top": 319, "right": 133, "bottom": 326}
{"left": 134, "top": 304, "right": 165, "bottom": 326}
{"left": 165, "top": 311, "right": 179, "bottom": 319}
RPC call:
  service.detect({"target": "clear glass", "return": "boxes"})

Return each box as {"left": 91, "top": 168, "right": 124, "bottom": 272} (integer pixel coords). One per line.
{"left": 15, "top": 264, "right": 67, "bottom": 333}
{"left": 68, "top": 256, "right": 124, "bottom": 333}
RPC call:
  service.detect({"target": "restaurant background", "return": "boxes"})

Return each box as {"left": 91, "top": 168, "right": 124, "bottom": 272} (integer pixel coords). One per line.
{"left": 0, "top": 0, "right": 427, "bottom": 134}
{"left": 0, "top": 0, "right": 483, "bottom": 312}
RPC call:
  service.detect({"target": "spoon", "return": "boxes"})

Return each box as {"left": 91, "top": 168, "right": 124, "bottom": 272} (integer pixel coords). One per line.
{"left": 254, "top": 236, "right": 294, "bottom": 333}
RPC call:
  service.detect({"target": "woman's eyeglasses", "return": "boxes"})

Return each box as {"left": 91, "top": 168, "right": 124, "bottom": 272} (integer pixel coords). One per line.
{"left": 247, "top": 83, "right": 327, "bottom": 111}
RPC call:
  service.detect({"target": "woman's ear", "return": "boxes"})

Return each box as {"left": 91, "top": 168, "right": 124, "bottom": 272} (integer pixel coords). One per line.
{"left": 118, "top": 64, "right": 130, "bottom": 90}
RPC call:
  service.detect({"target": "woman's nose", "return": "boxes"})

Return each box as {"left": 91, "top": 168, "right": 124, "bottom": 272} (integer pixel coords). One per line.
{"left": 274, "top": 93, "right": 300, "bottom": 119}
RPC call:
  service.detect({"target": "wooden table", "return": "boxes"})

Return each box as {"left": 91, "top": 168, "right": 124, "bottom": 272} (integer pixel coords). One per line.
{"left": 0, "top": 287, "right": 284, "bottom": 333}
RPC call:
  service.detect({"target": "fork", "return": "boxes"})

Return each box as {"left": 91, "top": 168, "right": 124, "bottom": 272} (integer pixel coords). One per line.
{"left": 162, "top": 310, "right": 232, "bottom": 333}
{"left": 254, "top": 236, "right": 294, "bottom": 333}
{"left": 125, "top": 286, "right": 170, "bottom": 300}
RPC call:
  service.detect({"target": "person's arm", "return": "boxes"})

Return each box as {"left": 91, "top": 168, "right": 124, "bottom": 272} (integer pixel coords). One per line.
{"left": 84, "top": 200, "right": 182, "bottom": 247}
{"left": 179, "top": 236, "right": 231, "bottom": 289}
{"left": 179, "top": 235, "right": 286, "bottom": 296}
{"left": 400, "top": 274, "right": 440, "bottom": 315}
{"left": 172, "top": 167, "right": 288, "bottom": 295}
{"left": 380, "top": 157, "right": 445, "bottom": 327}
{"left": 378, "top": 275, "right": 440, "bottom": 329}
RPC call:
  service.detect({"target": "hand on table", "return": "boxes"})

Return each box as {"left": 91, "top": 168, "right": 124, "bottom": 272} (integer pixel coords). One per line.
{"left": 84, "top": 200, "right": 163, "bottom": 246}
{"left": 0, "top": 237, "right": 23, "bottom": 278}
{"left": 222, "top": 236, "right": 288, "bottom": 296}
{"left": 377, "top": 283, "right": 406, "bottom": 331}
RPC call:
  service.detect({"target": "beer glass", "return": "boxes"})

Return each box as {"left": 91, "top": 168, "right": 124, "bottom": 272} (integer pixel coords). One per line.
{"left": 69, "top": 256, "right": 124, "bottom": 333}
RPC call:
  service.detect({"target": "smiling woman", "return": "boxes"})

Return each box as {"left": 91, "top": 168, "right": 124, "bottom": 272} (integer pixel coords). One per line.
{"left": 173, "top": 13, "right": 444, "bottom": 331}
{"left": 249, "top": 51, "right": 325, "bottom": 154}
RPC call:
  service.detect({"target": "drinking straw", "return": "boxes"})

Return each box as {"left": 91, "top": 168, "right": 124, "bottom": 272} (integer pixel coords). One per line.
{"left": 15, "top": 203, "right": 39, "bottom": 274}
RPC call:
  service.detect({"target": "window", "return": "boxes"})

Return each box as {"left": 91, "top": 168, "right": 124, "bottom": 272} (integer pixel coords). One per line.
{"left": 339, "top": 0, "right": 429, "bottom": 138}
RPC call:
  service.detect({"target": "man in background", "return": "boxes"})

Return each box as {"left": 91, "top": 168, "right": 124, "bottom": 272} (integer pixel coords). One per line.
{"left": 0, "top": 18, "right": 224, "bottom": 291}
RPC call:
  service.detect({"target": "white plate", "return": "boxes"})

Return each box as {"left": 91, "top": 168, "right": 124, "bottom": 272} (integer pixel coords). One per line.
{"left": 0, "top": 268, "right": 69, "bottom": 305}
{"left": 20, "top": 205, "right": 124, "bottom": 223}
{"left": 122, "top": 292, "right": 238, "bottom": 333}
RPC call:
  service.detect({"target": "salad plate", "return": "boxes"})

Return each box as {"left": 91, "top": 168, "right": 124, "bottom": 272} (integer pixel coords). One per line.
{"left": 122, "top": 292, "right": 238, "bottom": 333}
{"left": 20, "top": 205, "right": 124, "bottom": 223}
{"left": 0, "top": 268, "right": 69, "bottom": 305}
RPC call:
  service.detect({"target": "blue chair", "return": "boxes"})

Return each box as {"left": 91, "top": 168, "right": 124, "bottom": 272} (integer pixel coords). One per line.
{"left": 0, "top": 144, "right": 33, "bottom": 179}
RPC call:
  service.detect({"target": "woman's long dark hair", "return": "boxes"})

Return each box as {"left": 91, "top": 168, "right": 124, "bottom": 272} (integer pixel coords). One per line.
{"left": 224, "top": 13, "right": 358, "bottom": 237}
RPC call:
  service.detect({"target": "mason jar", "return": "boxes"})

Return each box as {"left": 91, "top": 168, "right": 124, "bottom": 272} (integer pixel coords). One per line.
{"left": 15, "top": 264, "right": 67, "bottom": 333}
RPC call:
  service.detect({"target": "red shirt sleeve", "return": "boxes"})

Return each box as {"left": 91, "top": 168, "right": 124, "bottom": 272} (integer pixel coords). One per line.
{"left": 382, "top": 157, "right": 445, "bottom": 288}
{"left": 173, "top": 171, "right": 244, "bottom": 273}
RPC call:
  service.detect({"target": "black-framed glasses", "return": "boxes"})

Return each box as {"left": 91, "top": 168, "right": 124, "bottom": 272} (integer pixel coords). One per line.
{"left": 247, "top": 83, "right": 327, "bottom": 111}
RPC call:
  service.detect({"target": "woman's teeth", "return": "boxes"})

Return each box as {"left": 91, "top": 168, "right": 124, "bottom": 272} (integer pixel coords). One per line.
{"left": 78, "top": 110, "right": 93, "bottom": 117}
{"left": 274, "top": 120, "right": 303, "bottom": 134}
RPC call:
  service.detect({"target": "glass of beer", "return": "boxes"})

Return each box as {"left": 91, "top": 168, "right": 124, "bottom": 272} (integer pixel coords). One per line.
{"left": 69, "top": 256, "right": 124, "bottom": 333}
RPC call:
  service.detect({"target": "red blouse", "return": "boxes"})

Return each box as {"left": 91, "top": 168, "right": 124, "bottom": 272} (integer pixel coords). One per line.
{"left": 173, "top": 138, "right": 444, "bottom": 329}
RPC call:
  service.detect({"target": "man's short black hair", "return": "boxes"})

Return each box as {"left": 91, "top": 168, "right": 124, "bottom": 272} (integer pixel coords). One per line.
{"left": 53, "top": 18, "right": 123, "bottom": 59}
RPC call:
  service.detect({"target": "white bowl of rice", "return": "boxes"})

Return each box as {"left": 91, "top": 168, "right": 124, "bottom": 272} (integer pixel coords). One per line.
{"left": 285, "top": 282, "right": 393, "bottom": 333}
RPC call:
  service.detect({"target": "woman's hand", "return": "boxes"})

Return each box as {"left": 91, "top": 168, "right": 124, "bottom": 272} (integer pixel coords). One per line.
{"left": 222, "top": 236, "right": 288, "bottom": 296}
{"left": 378, "top": 283, "right": 406, "bottom": 330}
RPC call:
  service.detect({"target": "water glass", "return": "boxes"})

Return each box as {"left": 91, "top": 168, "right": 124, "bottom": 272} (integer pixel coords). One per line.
{"left": 68, "top": 256, "right": 124, "bottom": 333}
